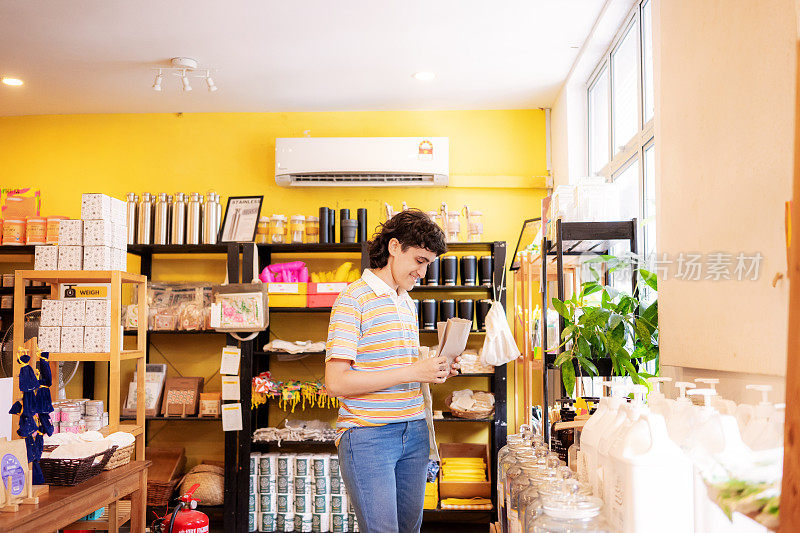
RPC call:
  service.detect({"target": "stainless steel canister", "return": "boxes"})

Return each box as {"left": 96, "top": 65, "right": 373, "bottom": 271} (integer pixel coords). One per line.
{"left": 203, "top": 192, "right": 219, "bottom": 244}
{"left": 137, "top": 192, "right": 154, "bottom": 245}
{"left": 186, "top": 193, "right": 202, "bottom": 245}
{"left": 167, "top": 194, "right": 174, "bottom": 240}
{"left": 153, "top": 193, "right": 170, "bottom": 245}
{"left": 171, "top": 193, "right": 187, "bottom": 245}
{"left": 126, "top": 193, "right": 138, "bottom": 245}
{"left": 215, "top": 194, "right": 223, "bottom": 237}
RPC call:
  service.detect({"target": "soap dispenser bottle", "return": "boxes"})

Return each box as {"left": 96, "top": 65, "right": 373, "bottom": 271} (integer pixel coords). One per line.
{"left": 666, "top": 381, "right": 697, "bottom": 446}
{"left": 695, "top": 378, "right": 737, "bottom": 415}
{"left": 579, "top": 381, "right": 620, "bottom": 493}
{"left": 592, "top": 383, "right": 629, "bottom": 499}
{"left": 646, "top": 376, "right": 673, "bottom": 419}
{"left": 742, "top": 384, "right": 775, "bottom": 450}
{"left": 608, "top": 385, "right": 694, "bottom": 533}
{"left": 596, "top": 384, "right": 634, "bottom": 506}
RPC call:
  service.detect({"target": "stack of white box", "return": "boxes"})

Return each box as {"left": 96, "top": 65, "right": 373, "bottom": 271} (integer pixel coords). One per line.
{"left": 249, "top": 451, "right": 358, "bottom": 533}
{"left": 33, "top": 193, "right": 127, "bottom": 271}
{"left": 37, "top": 297, "right": 119, "bottom": 353}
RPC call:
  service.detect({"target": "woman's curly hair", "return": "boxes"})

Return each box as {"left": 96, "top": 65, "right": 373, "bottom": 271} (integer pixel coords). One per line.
{"left": 368, "top": 209, "right": 448, "bottom": 268}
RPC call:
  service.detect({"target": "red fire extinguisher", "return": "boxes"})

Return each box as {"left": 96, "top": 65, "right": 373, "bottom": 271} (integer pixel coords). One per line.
{"left": 151, "top": 483, "right": 209, "bottom": 533}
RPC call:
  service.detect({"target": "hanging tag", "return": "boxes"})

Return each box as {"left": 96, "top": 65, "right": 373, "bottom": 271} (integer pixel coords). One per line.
{"left": 222, "top": 403, "right": 243, "bottom": 431}
{"left": 221, "top": 376, "right": 241, "bottom": 401}
{"left": 220, "top": 346, "right": 241, "bottom": 375}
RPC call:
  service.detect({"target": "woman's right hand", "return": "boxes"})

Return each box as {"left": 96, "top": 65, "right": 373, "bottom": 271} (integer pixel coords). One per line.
{"left": 414, "top": 355, "right": 450, "bottom": 384}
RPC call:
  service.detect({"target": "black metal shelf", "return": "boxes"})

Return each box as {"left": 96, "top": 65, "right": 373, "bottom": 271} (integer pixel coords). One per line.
{"left": 270, "top": 307, "right": 331, "bottom": 313}
{"left": 128, "top": 242, "right": 366, "bottom": 256}
{"left": 435, "top": 413, "right": 494, "bottom": 423}
{"left": 121, "top": 415, "right": 220, "bottom": 421}
{"left": 0, "top": 245, "right": 38, "bottom": 255}
{"left": 255, "top": 351, "right": 326, "bottom": 357}
{"left": 122, "top": 329, "right": 225, "bottom": 336}
{"left": 455, "top": 373, "right": 494, "bottom": 378}
{"left": 0, "top": 286, "right": 51, "bottom": 295}
{"left": 410, "top": 285, "right": 492, "bottom": 292}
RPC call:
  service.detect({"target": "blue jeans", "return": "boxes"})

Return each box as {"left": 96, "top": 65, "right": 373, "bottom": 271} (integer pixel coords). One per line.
{"left": 339, "top": 419, "right": 429, "bottom": 533}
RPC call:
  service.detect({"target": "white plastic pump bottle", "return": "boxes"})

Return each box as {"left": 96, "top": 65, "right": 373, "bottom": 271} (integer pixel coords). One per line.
{"left": 666, "top": 381, "right": 696, "bottom": 446}
{"left": 646, "top": 376, "right": 673, "bottom": 419}
{"left": 742, "top": 385, "right": 775, "bottom": 450}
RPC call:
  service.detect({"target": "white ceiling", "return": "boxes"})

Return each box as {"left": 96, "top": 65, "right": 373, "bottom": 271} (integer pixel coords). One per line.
{"left": 0, "top": 1, "right": 604, "bottom": 116}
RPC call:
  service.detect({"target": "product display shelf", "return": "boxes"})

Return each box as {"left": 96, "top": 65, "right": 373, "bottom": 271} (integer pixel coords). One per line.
{"left": 10, "top": 269, "right": 148, "bottom": 532}
{"left": 0, "top": 285, "right": 52, "bottom": 295}
{"left": 254, "top": 350, "right": 327, "bottom": 357}
{"left": 539, "top": 219, "right": 638, "bottom": 441}
{"left": 412, "top": 284, "right": 493, "bottom": 293}
{"left": 271, "top": 306, "right": 333, "bottom": 313}
{"left": 122, "top": 329, "right": 225, "bottom": 336}
{"left": 436, "top": 414, "right": 495, "bottom": 423}
{"left": 0, "top": 244, "right": 39, "bottom": 256}
{"left": 120, "top": 414, "right": 220, "bottom": 421}
{"left": 66, "top": 500, "right": 132, "bottom": 530}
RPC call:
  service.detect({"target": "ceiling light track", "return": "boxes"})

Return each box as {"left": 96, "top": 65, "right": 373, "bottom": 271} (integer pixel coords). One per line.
{"left": 152, "top": 57, "right": 217, "bottom": 93}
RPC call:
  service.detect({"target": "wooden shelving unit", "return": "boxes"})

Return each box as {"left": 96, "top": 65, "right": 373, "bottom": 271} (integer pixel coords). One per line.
{"left": 10, "top": 269, "right": 148, "bottom": 531}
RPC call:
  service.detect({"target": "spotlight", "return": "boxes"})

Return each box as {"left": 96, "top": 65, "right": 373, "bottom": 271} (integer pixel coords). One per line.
{"left": 152, "top": 70, "right": 163, "bottom": 91}
{"left": 206, "top": 70, "right": 218, "bottom": 92}
{"left": 181, "top": 70, "right": 192, "bottom": 92}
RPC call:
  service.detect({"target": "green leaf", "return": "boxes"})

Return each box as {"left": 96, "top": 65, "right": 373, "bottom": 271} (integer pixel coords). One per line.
{"left": 553, "top": 352, "right": 572, "bottom": 367}
{"left": 561, "top": 359, "right": 576, "bottom": 396}
{"left": 609, "top": 313, "right": 623, "bottom": 330}
{"left": 577, "top": 337, "right": 591, "bottom": 360}
{"left": 561, "top": 324, "right": 576, "bottom": 340}
{"left": 581, "top": 283, "right": 603, "bottom": 298}
{"left": 642, "top": 301, "right": 658, "bottom": 325}
{"left": 640, "top": 269, "right": 658, "bottom": 291}
{"left": 577, "top": 355, "right": 598, "bottom": 376}
{"left": 634, "top": 318, "right": 654, "bottom": 340}
{"left": 551, "top": 298, "right": 571, "bottom": 321}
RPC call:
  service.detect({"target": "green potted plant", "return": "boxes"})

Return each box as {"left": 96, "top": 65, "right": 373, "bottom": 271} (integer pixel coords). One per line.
{"left": 550, "top": 255, "right": 659, "bottom": 395}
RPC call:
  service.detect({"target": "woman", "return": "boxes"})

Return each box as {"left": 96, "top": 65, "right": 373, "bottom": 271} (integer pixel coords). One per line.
{"left": 325, "top": 209, "right": 456, "bottom": 532}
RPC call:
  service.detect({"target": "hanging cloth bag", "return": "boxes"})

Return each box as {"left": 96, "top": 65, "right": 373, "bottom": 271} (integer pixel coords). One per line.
{"left": 211, "top": 245, "right": 269, "bottom": 341}
{"left": 480, "top": 266, "right": 521, "bottom": 366}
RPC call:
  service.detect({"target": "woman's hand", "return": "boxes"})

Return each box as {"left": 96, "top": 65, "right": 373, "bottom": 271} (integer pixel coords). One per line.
{"left": 414, "top": 355, "right": 450, "bottom": 384}
{"left": 449, "top": 355, "right": 461, "bottom": 378}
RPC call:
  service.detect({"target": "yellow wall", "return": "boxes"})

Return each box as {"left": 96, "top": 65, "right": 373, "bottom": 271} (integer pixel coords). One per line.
{"left": 0, "top": 109, "right": 547, "bottom": 465}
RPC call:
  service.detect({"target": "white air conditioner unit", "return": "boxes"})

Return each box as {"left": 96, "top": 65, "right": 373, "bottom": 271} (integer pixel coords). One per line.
{"left": 275, "top": 137, "right": 449, "bottom": 187}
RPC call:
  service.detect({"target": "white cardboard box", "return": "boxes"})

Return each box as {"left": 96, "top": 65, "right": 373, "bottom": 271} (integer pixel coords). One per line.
{"left": 34, "top": 245, "right": 58, "bottom": 270}
{"left": 83, "top": 246, "right": 113, "bottom": 270}
{"left": 85, "top": 299, "right": 111, "bottom": 326}
{"left": 38, "top": 327, "right": 61, "bottom": 352}
{"left": 60, "top": 326, "right": 83, "bottom": 353}
{"left": 113, "top": 248, "right": 127, "bottom": 271}
{"left": 81, "top": 193, "right": 111, "bottom": 221}
{"left": 57, "top": 245, "right": 83, "bottom": 270}
{"left": 84, "top": 326, "right": 111, "bottom": 353}
{"left": 58, "top": 220, "right": 83, "bottom": 246}
{"left": 110, "top": 197, "right": 126, "bottom": 226}
{"left": 40, "top": 299, "right": 63, "bottom": 327}
{"left": 61, "top": 299, "right": 86, "bottom": 326}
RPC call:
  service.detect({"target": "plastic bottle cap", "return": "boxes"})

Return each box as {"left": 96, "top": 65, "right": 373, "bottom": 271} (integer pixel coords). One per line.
{"left": 675, "top": 382, "right": 696, "bottom": 400}
{"left": 746, "top": 384, "right": 773, "bottom": 406}
{"left": 695, "top": 378, "right": 719, "bottom": 390}
{"left": 687, "top": 388, "right": 717, "bottom": 410}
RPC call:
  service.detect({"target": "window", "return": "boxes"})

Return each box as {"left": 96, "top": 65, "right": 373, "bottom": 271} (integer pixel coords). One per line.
{"left": 587, "top": 0, "right": 655, "bottom": 258}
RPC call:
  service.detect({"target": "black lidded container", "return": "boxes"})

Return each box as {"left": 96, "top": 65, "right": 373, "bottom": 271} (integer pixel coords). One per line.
{"left": 460, "top": 255, "right": 478, "bottom": 286}
{"left": 339, "top": 209, "right": 350, "bottom": 242}
{"left": 425, "top": 257, "right": 440, "bottom": 286}
{"left": 328, "top": 207, "right": 336, "bottom": 243}
{"left": 476, "top": 299, "right": 491, "bottom": 331}
{"left": 357, "top": 208, "right": 368, "bottom": 243}
{"left": 479, "top": 255, "right": 494, "bottom": 286}
{"left": 422, "top": 299, "right": 437, "bottom": 330}
{"left": 439, "top": 299, "right": 456, "bottom": 322}
{"left": 441, "top": 255, "right": 457, "bottom": 286}
{"left": 457, "top": 299, "right": 475, "bottom": 330}
{"left": 319, "top": 207, "right": 331, "bottom": 243}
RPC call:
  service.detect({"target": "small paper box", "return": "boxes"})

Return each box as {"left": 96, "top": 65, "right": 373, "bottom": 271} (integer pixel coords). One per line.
{"left": 112, "top": 248, "right": 127, "bottom": 272}
{"left": 83, "top": 245, "right": 113, "bottom": 270}
{"left": 84, "top": 326, "right": 111, "bottom": 352}
{"left": 58, "top": 220, "right": 83, "bottom": 246}
{"left": 199, "top": 392, "right": 222, "bottom": 418}
{"left": 162, "top": 377, "right": 205, "bottom": 416}
{"left": 83, "top": 220, "right": 115, "bottom": 247}
{"left": 40, "top": 299, "right": 63, "bottom": 326}
{"left": 57, "top": 245, "right": 83, "bottom": 270}
{"left": 81, "top": 193, "right": 111, "bottom": 220}
{"left": 61, "top": 299, "right": 86, "bottom": 326}
{"left": 60, "top": 326, "right": 84, "bottom": 353}
{"left": 34, "top": 245, "right": 58, "bottom": 270}
{"left": 112, "top": 223, "right": 127, "bottom": 249}
{"left": 38, "top": 326, "right": 60, "bottom": 352}
{"left": 85, "top": 299, "right": 111, "bottom": 326}
{"left": 110, "top": 197, "right": 126, "bottom": 226}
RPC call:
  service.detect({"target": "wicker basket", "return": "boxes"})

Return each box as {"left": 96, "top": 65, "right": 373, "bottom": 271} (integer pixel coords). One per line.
{"left": 445, "top": 393, "right": 495, "bottom": 420}
{"left": 179, "top": 464, "right": 224, "bottom": 506}
{"left": 40, "top": 446, "right": 117, "bottom": 486}
{"left": 148, "top": 478, "right": 180, "bottom": 507}
{"left": 104, "top": 443, "right": 135, "bottom": 470}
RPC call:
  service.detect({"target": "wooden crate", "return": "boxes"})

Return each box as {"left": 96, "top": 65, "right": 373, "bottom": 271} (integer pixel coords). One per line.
{"left": 438, "top": 442, "right": 491, "bottom": 499}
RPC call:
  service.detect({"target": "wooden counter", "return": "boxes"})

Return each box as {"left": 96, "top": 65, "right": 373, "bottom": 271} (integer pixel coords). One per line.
{"left": 0, "top": 460, "right": 150, "bottom": 533}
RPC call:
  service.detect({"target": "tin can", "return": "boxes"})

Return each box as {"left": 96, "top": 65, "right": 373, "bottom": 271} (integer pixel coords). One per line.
{"left": 329, "top": 454, "right": 340, "bottom": 476}
{"left": 248, "top": 512, "right": 256, "bottom": 532}
{"left": 85, "top": 416, "right": 103, "bottom": 431}
{"left": 331, "top": 513, "right": 348, "bottom": 533}
{"left": 329, "top": 475, "right": 343, "bottom": 495}
{"left": 276, "top": 493, "right": 292, "bottom": 513}
{"left": 59, "top": 421, "right": 79, "bottom": 434}
{"left": 258, "top": 475, "right": 273, "bottom": 494}
{"left": 277, "top": 454, "right": 295, "bottom": 476}
{"left": 260, "top": 493, "right": 276, "bottom": 513}
{"left": 2, "top": 219, "right": 25, "bottom": 245}
{"left": 294, "top": 491, "right": 313, "bottom": 514}
{"left": 294, "top": 475, "right": 312, "bottom": 495}
{"left": 249, "top": 475, "right": 258, "bottom": 494}
{"left": 25, "top": 218, "right": 46, "bottom": 245}
{"left": 331, "top": 493, "right": 348, "bottom": 514}
{"left": 313, "top": 494, "right": 329, "bottom": 514}
{"left": 295, "top": 454, "right": 312, "bottom": 477}
{"left": 60, "top": 405, "right": 81, "bottom": 423}
{"left": 74, "top": 399, "right": 89, "bottom": 415}
{"left": 85, "top": 400, "right": 104, "bottom": 417}
{"left": 277, "top": 475, "right": 293, "bottom": 494}
{"left": 276, "top": 513, "right": 294, "bottom": 532}
{"left": 313, "top": 476, "right": 327, "bottom": 495}
{"left": 260, "top": 453, "right": 278, "bottom": 477}
{"left": 259, "top": 512, "right": 276, "bottom": 532}
{"left": 294, "top": 513, "right": 313, "bottom": 532}
{"left": 349, "top": 513, "right": 359, "bottom": 532}
{"left": 311, "top": 455, "right": 330, "bottom": 477}
{"left": 312, "top": 512, "right": 330, "bottom": 533}
{"left": 250, "top": 452, "right": 261, "bottom": 475}
{"left": 249, "top": 493, "right": 257, "bottom": 512}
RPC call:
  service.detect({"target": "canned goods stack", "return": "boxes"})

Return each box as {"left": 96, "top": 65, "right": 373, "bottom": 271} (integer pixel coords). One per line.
{"left": 50, "top": 399, "right": 108, "bottom": 434}
{"left": 250, "top": 452, "right": 358, "bottom": 532}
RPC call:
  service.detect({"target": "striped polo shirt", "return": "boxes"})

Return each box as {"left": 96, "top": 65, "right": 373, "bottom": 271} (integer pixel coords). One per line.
{"left": 325, "top": 269, "right": 425, "bottom": 443}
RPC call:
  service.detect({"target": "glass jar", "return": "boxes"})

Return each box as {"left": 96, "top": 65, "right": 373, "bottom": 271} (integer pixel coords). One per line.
{"left": 509, "top": 464, "right": 545, "bottom": 533}
{"left": 2, "top": 219, "right": 25, "bottom": 245}
{"left": 531, "top": 489, "right": 608, "bottom": 533}
{"left": 256, "top": 217, "right": 270, "bottom": 244}
{"left": 468, "top": 210, "right": 484, "bottom": 242}
{"left": 306, "top": 216, "right": 320, "bottom": 244}
{"left": 446, "top": 211, "right": 461, "bottom": 242}
{"left": 269, "top": 215, "right": 287, "bottom": 244}
{"left": 25, "top": 217, "right": 46, "bottom": 245}
{"left": 289, "top": 215, "right": 306, "bottom": 244}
